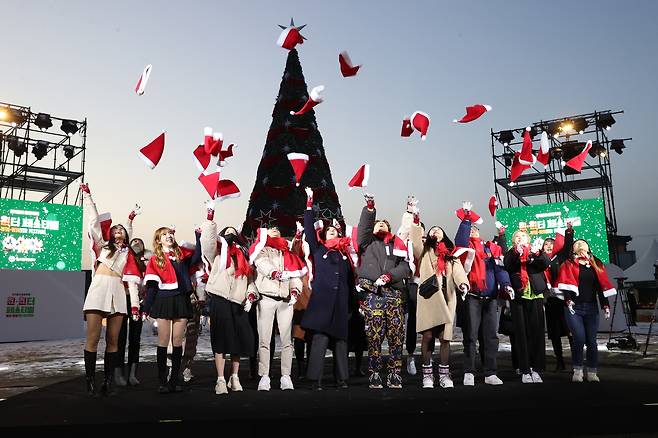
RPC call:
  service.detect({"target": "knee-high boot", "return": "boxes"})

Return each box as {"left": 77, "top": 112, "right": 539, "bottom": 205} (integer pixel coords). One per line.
{"left": 84, "top": 350, "right": 97, "bottom": 396}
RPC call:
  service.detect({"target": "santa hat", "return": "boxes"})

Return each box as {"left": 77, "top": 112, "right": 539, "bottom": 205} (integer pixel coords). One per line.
{"left": 203, "top": 127, "right": 223, "bottom": 156}
{"left": 290, "top": 85, "right": 324, "bottom": 116}
{"left": 564, "top": 140, "right": 592, "bottom": 173}
{"left": 218, "top": 143, "right": 236, "bottom": 167}
{"left": 277, "top": 26, "right": 305, "bottom": 50}
{"left": 135, "top": 64, "right": 152, "bottom": 96}
{"left": 455, "top": 207, "right": 483, "bottom": 225}
{"left": 198, "top": 171, "right": 220, "bottom": 199}
{"left": 137, "top": 132, "right": 165, "bottom": 169}
{"left": 510, "top": 151, "right": 533, "bottom": 183}
{"left": 287, "top": 153, "right": 309, "bottom": 186}
{"left": 193, "top": 145, "right": 212, "bottom": 173}
{"left": 488, "top": 196, "right": 498, "bottom": 217}
{"left": 401, "top": 117, "right": 413, "bottom": 137}
{"left": 411, "top": 111, "right": 430, "bottom": 140}
{"left": 536, "top": 131, "right": 551, "bottom": 167}
{"left": 519, "top": 127, "right": 535, "bottom": 165}
{"left": 453, "top": 104, "right": 492, "bottom": 123}
{"left": 216, "top": 179, "right": 240, "bottom": 202}
{"left": 338, "top": 51, "right": 361, "bottom": 77}
{"left": 348, "top": 164, "right": 370, "bottom": 190}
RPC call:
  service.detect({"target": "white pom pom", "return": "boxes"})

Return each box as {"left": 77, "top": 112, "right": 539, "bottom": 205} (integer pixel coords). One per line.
{"left": 453, "top": 119, "right": 459, "bottom": 123}
{"left": 421, "top": 135, "right": 426, "bottom": 141}
{"left": 526, "top": 126, "right": 531, "bottom": 131}
{"left": 290, "top": 111, "right": 295, "bottom": 115}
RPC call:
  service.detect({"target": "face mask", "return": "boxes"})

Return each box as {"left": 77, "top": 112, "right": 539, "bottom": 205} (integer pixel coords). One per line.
{"left": 425, "top": 236, "right": 438, "bottom": 247}
{"left": 131, "top": 242, "right": 144, "bottom": 254}
{"left": 223, "top": 233, "right": 238, "bottom": 246}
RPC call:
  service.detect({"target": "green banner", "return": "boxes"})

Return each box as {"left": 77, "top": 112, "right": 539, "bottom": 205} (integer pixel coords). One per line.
{"left": 496, "top": 198, "right": 609, "bottom": 263}
{"left": 0, "top": 199, "right": 83, "bottom": 270}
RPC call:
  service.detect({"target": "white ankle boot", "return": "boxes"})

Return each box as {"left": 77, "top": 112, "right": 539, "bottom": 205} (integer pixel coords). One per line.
{"left": 421, "top": 365, "right": 434, "bottom": 389}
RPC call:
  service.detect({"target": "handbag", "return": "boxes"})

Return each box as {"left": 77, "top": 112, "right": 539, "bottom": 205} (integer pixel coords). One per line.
{"left": 418, "top": 275, "right": 439, "bottom": 299}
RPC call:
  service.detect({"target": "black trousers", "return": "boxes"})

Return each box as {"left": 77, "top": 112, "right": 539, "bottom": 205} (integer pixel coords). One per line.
{"left": 510, "top": 298, "right": 546, "bottom": 373}
{"left": 306, "top": 332, "right": 348, "bottom": 382}
{"left": 117, "top": 295, "right": 143, "bottom": 366}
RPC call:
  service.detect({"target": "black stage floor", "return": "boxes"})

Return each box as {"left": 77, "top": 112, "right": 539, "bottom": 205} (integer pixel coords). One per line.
{"left": 1, "top": 353, "right": 657, "bottom": 435}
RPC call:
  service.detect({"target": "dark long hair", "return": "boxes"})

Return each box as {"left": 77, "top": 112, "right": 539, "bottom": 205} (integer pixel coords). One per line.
{"left": 219, "top": 226, "right": 247, "bottom": 249}
{"left": 104, "top": 224, "right": 129, "bottom": 258}
{"left": 422, "top": 226, "right": 454, "bottom": 257}
{"left": 129, "top": 238, "right": 147, "bottom": 274}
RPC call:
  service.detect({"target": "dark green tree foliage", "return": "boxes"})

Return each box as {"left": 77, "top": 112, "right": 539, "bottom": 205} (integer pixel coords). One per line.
{"left": 242, "top": 49, "right": 343, "bottom": 239}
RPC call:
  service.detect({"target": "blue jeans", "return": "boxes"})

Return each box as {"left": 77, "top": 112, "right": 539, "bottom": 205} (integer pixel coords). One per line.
{"left": 564, "top": 302, "right": 600, "bottom": 369}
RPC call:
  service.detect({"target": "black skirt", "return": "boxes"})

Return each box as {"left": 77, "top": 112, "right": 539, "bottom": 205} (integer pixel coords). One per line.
{"left": 150, "top": 293, "right": 193, "bottom": 320}
{"left": 209, "top": 295, "right": 254, "bottom": 356}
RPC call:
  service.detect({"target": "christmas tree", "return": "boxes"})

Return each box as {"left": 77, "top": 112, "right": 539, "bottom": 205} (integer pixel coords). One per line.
{"left": 241, "top": 48, "right": 343, "bottom": 239}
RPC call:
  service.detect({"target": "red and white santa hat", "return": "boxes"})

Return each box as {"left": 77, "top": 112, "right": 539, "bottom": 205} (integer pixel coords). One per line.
{"left": 348, "top": 164, "right": 369, "bottom": 190}
{"left": 204, "top": 127, "right": 223, "bottom": 156}
{"left": 455, "top": 207, "right": 483, "bottom": 225}
{"left": 338, "top": 51, "right": 361, "bottom": 77}
{"left": 519, "top": 127, "right": 535, "bottom": 166}
{"left": 536, "top": 130, "right": 551, "bottom": 167}
{"left": 564, "top": 140, "right": 592, "bottom": 173}
{"left": 216, "top": 179, "right": 240, "bottom": 202}
{"left": 218, "top": 143, "right": 236, "bottom": 167}
{"left": 287, "top": 152, "right": 309, "bottom": 186}
{"left": 193, "top": 145, "right": 212, "bottom": 173}
{"left": 277, "top": 26, "right": 305, "bottom": 50}
{"left": 411, "top": 111, "right": 430, "bottom": 140}
{"left": 137, "top": 131, "right": 165, "bottom": 169}
{"left": 291, "top": 85, "right": 325, "bottom": 116}
{"left": 488, "top": 196, "right": 498, "bottom": 217}
{"left": 198, "top": 171, "right": 220, "bottom": 199}
{"left": 135, "top": 64, "right": 152, "bottom": 96}
{"left": 453, "top": 104, "right": 492, "bottom": 124}
{"left": 400, "top": 117, "right": 413, "bottom": 137}
{"left": 510, "top": 151, "right": 533, "bottom": 183}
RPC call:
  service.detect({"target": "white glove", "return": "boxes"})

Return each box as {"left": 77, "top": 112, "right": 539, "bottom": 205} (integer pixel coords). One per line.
{"left": 531, "top": 238, "right": 544, "bottom": 254}
{"left": 604, "top": 307, "right": 611, "bottom": 319}
{"left": 289, "top": 291, "right": 299, "bottom": 307}
{"left": 505, "top": 286, "right": 515, "bottom": 301}
{"left": 279, "top": 271, "right": 291, "bottom": 281}
{"left": 132, "top": 204, "right": 142, "bottom": 216}
{"left": 374, "top": 278, "right": 386, "bottom": 287}
{"left": 567, "top": 301, "right": 576, "bottom": 315}
{"left": 243, "top": 300, "right": 252, "bottom": 312}
{"left": 406, "top": 195, "right": 419, "bottom": 213}
{"left": 462, "top": 201, "right": 472, "bottom": 212}
{"left": 304, "top": 187, "right": 313, "bottom": 198}
{"left": 458, "top": 283, "right": 470, "bottom": 300}
{"left": 206, "top": 199, "right": 216, "bottom": 210}
{"left": 295, "top": 221, "right": 304, "bottom": 234}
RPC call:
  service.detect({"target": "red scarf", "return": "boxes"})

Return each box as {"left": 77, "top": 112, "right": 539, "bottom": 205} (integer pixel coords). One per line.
{"left": 518, "top": 244, "right": 531, "bottom": 291}
{"left": 248, "top": 229, "right": 308, "bottom": 278}
{"left": 557, "top": 258, "right": 617, "bottom": 298}
{"left": 375, "top": 230, "right": 394, "bottom": 244}
{"left": 467, "top": 237, "right": 487, "bottom": 291}
{"left": 227, "top": 243, "right": 252, "bottom": 278}
{"left": 434, "top": 242, "right": 450, "bottom": 276}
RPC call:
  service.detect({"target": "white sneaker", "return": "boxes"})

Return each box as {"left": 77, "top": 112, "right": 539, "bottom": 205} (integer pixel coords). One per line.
{"left": 280, "top": 375, "right": 294, "bottom": 391}
{"left": 531, "top": 371, "right": 543, "bottom": 383}
{"left": 484, "top": 375, "right": 503, "bottom": 385}
{"left": 407, "top": 357, "right": 417, "bottom": 376}
{"left": 586, "top": 371, "right": 600, "bottom": 382}
{"left": 258, "top": 375, "right": 271, "bottom": 391}
{"left": 463, "top": 373, "right": 475, "bottom": 386}
{"left": 439, "top": 374, "right": 454, "bottom": 388}
{"left": 521, "top": 373, "right": 533, "bottom": 384}
{"left": 182, "top": 368, "right": 193, "bottom": 383}
{"left": 421, "top": 365, "right": 434, "bottom": 389}
{"left": 215, "top": 377, "right": 228, "bottom": 395}
{"left": 228, "top": 374, "right": 243, "bottom": 391}
{"left": 572, "top": 368, "right": 583, "bottom": 383}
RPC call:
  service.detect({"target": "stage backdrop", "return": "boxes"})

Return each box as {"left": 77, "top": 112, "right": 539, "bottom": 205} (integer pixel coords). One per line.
{"left": 1, "top": 269, "right": 86, "bottom": 342}
{"left": 0, "top": 198, "right": 83, "bottom": 270}
{"left": 496, "top": 198, "right": 610, "bottom": 263}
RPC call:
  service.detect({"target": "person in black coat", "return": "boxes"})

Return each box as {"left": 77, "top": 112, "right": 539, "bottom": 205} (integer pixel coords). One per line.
{"left": 301, "top": 188, "right": 354, "bottom": 390}
{"left": 503, "top": 230, "right": 550, "bottom": 384}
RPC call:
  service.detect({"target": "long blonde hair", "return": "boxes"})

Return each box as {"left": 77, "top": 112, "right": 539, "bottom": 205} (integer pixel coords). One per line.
{"left": 152, "top": 227, "right": 182, "bottom": 268}
{"left": 572, "top": 239, "right": 603, "bottom": 272}
{"left": 511, "top": 230, "right": 530, "bottom": 246}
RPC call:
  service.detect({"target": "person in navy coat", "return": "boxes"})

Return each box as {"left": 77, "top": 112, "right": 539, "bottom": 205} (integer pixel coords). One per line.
{"left": 301, "top": 188, "right": 355, "bottom": 390}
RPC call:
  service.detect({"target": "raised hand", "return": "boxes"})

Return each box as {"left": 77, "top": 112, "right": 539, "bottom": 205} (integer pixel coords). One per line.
{"left": 80, "top": 183, "right": 90, "bottom": 194}
{"left": 128, "top": 204, "right": 142, "bottom": 221}
{"left": 364, "top": 193, "right": 375, "bottom": 210}
{"left": 295, "top": 221, "right": 304, "bottom": 238}
{"left": 495, "top": 221, "right": 507, "bottom": 235}
{"left": 406, "top": 195, "right": 419, "bottom": 214}
{"left": 206, "top": 199, "right": 216, "bottom": 221}
{"left": 462, "top": 201, "right": 473, "bottom": 212}
{"left": 531, "top": 238, "right": 544, "bottom": 254}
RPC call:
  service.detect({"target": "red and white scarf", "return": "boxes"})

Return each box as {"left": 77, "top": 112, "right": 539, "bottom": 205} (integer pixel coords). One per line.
{"left": 144, "top": 246, "right": 195, "bottom": 290}
{"left": 248, "top": 228, "right": 308, "bottom": 278}
{"left": 215, "top": 236, "right": 252, "bottom": 278}
{"left": 557, "top": 258, "right": 617, "bottom": 298}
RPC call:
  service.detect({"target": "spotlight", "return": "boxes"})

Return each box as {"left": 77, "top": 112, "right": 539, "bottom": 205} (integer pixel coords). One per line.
{"left": 2, "top": 108, "right": 27, "bottom": 127}
{"left": 502, "top": 152, "right": 514, "bottom": 166}
{"left": 596, "top": 113, "right": 616, "bottom": 130}
{"left": 0, "top": 107, "right": 7, "bottom": 121}
{"left": 63, "top": 145, "right": 75, "bottom": 159}
{"left": 547, "top": 121, "right": 562, "bottom": 138}
{"left": 588, "top": 141, "right": 607, "bottom": 158}
{"left": 571, "top": 118, "right": 588, "bottom": 134}
{"left": 34, "top": 113, "right": 53, "bottom": 131}
{"left": 32, "top": 140, "right": 49, "bottom": 160}
{"left": 611, "top": 139, "right": 625, "bottom": 155}
{"left": 559, "top": 121, "right": 574, "bottom": 134}
{"left": 498, "top": 130, "right": 514, "bottom": 146}
{"left": 7, "top": 135, "right": 27, "bottom": 157}
{"left": 60, "top": 119, "right": 79, "bottom": 136}
{"left": 550, "top": 146, "right": 563, "bottom": 161}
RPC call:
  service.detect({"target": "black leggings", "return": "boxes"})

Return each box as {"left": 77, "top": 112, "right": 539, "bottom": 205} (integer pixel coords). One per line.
{"left": 117, "top": 296, "right": 143, "bottom": 366}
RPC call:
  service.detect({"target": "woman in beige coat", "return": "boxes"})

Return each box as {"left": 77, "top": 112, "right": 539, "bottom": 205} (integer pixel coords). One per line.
{"left": 408, "top": 212, "right": 469, "bottom": 389}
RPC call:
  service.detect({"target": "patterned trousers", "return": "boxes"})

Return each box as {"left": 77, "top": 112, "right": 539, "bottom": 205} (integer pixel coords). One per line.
{"left": 364, "top": 288, "right": 405, "bottom": 376}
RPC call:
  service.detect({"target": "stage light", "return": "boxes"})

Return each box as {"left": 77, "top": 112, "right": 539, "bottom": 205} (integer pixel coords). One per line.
{"left": 596, "top": 113, "right": 615, "bottom": 130}
{"left": 34, "top": 113, "right": 53, "bottom": 131}
{"left": 551, "top": 146, "right": 563, "bottom": 161}
{"left": 571, "top": 118, "right": 588, "bottom": 134}
{"left": 63, "top": 145, "right": 75, "bottom": 159}
{"left": 60, "top": 119, "right": 79, "bottom": 136}
{"left": 547, "top": 121, "right": 562, "bottom": 138}
{"left": 3, "top": 108, "right": 27, "bottom": 127}
{"left": 611, "top": 139, "right": 625, "bottom": 155}
{"left": 498, "top": 130, "right": 514, "bottom": 146}
{"left": 559, "top": 121, "right": 574, "bottom": 134}
{"left": 32, "top": 140, "right": 49, "bottom": 160}
{"left": 588, "top": 141, "right": 607, "bottom": 158}
{"left": 0, "top": 108, "right": 7, "bottom": 121}
{"left": 502, "top": 152, "right": 514, "bottom": 166}
{"left": 7, "top": 135, "right": 27, "bottom": 157}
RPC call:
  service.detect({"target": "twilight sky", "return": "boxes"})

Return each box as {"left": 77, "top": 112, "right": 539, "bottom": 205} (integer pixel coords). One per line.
{"left": 2, "top": 0, "right": 657, "bottom": 268}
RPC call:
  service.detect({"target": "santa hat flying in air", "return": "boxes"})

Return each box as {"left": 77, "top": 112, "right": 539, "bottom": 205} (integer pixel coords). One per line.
{"left": 453, "top": 104, "right": 492, "bottom": 124}
{"left": 137, "top": 131, "right": 165, "bottom": 169}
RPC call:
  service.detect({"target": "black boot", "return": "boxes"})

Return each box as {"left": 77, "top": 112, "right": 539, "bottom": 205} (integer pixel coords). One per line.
{"left": 157, "top": 346, "right": 169, "bottom": 393}
{"left": 353, "top": 351, "right": 365, "bottom": 377}
{"left": 249, "top": 356, "right": 258, "bottom": 380}
{"left": 100, "top": 351, "right": 117, "bottom": 396}
{"left": 84, "top": 350, "right": 98, "bottom": 397}
{"left": 169, "top": 346, "right": 183, "bottom": 393}
{"left": 296, "top": 359, "right": 306, "bottom": 381}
